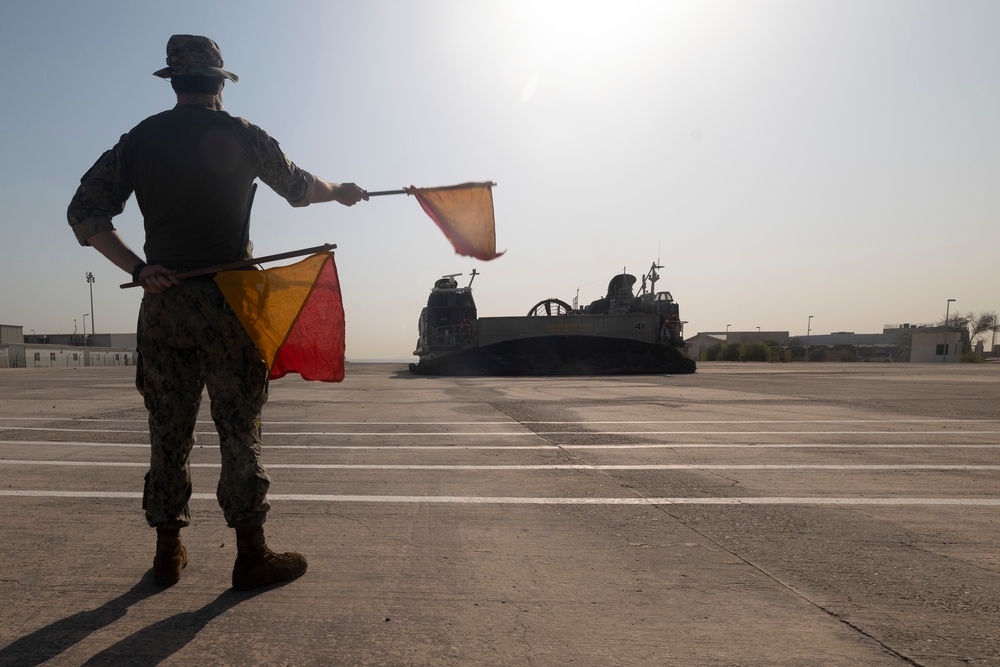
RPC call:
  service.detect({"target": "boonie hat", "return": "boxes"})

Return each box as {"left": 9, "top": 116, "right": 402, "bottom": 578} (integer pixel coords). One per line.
{"left": 153, "top": 34, "right": 238, "bottom": 82}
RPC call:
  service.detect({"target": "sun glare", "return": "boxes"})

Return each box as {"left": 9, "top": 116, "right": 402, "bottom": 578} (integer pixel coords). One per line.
{"left": 515, "top": 2, "right": 651, "bottom": 72}
{"left": 500, "top": 1, "right": 711, "bottom": 104}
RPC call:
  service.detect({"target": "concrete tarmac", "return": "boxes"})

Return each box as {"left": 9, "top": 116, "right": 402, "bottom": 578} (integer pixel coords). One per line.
{"left": 0, "top": 362, "right": 998, "bottom": 666}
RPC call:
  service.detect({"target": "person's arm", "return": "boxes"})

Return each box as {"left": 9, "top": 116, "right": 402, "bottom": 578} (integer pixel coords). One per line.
{"left": 69, "top": 140, "right": 177, "bottom": 293}
{"left": 86, "top": 230, "right": 178, "bottom": 293}
{"left": 240, "top": 120, "right": 368, "bottom": 208}
{"left": 310, "top": 178, "right": 369, "bottom": 206}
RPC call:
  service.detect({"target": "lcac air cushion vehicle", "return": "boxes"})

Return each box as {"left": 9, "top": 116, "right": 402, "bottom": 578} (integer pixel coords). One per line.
{"left": 409, "top": 262, "right": 696, "bottom": 376}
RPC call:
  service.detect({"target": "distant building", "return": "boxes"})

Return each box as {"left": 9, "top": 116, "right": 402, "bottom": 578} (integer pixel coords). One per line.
{"left": 0, "top": 324, "right": 137, "bottom": 369}
{"left": 684, "top": 333, "right": 726, "bottom": 360}
{"left": 909, "top": 330, "right": 964, "bottom": 363}
{"left": 686, "top": 331, "right": 789, "bottom": 360}
{"left": 724, "top": 331, "right": 790, "bottom": 346}
{"left": 690, "top": 323, "right": 971, "bottom": 363}
{"left": 789, "top": 329, "right": 900, "bottom": 361}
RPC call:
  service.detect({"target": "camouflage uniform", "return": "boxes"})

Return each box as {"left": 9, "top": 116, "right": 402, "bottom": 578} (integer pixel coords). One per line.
{"left": 137, "top": 281, "right": 270, "bottom": 529}
{"left": 67, "top": 37, "right": 318, "bottom": 530}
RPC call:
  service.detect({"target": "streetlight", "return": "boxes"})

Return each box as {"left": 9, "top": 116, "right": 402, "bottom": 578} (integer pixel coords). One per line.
{"left": 806, "top": 315, "right": 814, "bottom": 361}
{"left": 726, "top": 324, "right": 732, "bottom": 335}
{"left": 86, "top": 272, "right": 96, "bottom": 334}
{"left": 83, "top": 314, "right": 89, "bottom": 346}
{"left": 943, "top": 298, "right": 955, "bottom": 363}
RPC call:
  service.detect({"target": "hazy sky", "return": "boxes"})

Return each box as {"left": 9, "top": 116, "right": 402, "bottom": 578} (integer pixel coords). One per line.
{"left": 2, "top": 0, "right": 997, "bottom": 359}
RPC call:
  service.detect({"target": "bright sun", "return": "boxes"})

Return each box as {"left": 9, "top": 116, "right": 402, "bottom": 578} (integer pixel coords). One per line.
{"left": 494, "top": 1, "right": 697, "bottom": 103}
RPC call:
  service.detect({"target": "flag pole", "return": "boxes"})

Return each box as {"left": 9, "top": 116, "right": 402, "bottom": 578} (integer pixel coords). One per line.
{"left": 366, "top": 188, "right": 409, "bottom": 197}
{"left": 120, "top": 243, "right": 337, "bottom": 289}
{"left": 366, "top": 182, "right": 496, "bottom": 198}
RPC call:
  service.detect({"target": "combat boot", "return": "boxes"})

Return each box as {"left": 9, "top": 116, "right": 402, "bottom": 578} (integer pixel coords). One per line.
{"left": 232, "top": 525, "right": 307, "bottom": 590}
{"left": 152, "top": 527, "right": 187, "bottom": 585}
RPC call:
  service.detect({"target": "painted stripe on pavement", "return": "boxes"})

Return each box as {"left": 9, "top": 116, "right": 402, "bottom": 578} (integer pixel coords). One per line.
{"left": 3, "top": 460, "right": 1000, "bottom": 471}
{"left": 3, "top": 427, "right": 999, "bottom": 436}
{"left": 1, "top": 490, "right": 999, "bottom": 506}
{"left": 3, "top": 417, "right": 998, "bottom": 424}
{"left": 3, "top": 440, "right": 1000, "bottom": 450}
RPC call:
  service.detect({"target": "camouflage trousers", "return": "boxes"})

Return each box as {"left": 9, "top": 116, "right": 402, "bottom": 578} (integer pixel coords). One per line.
{"left": 136, "top": 280, "right": 271, "bottom": 529}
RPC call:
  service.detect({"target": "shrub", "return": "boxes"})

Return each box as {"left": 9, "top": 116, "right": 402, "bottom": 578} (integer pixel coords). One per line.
{"left": 831, "top": 347, "right": 856, "bottom": 362}
{"left": 720, "top": 343, "right": 742, "bottom": 361}
{"left": 741, "top": 342, "right": 772, "bottom": 362}
{"left": 808, "top": 347, "right": 828, "bottom": 362}
{"left": 702, "top": 343, "right": 723, "bottom": 362}
{"left": 961, "top": 352, "right": 984, "bottom": 363}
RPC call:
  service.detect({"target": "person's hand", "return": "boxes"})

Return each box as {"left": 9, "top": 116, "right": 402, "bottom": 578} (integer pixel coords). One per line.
{"left": 332, "top": 182, "right": 369, "bottom": 206}
{"left": 138, "top": 265, "right": 180, "bottom": 293}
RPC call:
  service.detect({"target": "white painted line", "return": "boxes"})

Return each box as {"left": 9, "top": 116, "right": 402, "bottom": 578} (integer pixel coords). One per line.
{"left": 539, "top": 431, "right": 1000, "bottom": 437}
{"left": 0, "top": 417, "right": 132, "bottom": 422}
{"left": 266, "top": 496, "right": 1000, "bottom": 506}
{"left": 3, "top": 440, "right": 1000, "bottom": 451}
{"left": 271, "top": 419, "right": 1000, "bottom": 425}
{"left": 4, "top": 427, "right": 999, "bottom": 436}
{"left": 261, "top": 443, "right": 1000, "bottom": 451}
{"left": 1, "top": 490, "right": 999, "bottom": 506}
{"left": 267, "top": 464, "right": 1000, "bottom": 471}
{"left": 0, "top": 440, "right": 148, "bottom": 448}
{"left": 3, "top": 417, "right": 998, "bottom": 425}
{"left": 562, "top": 443, "right": 1000, "bottom": 450}
{"left": 1, "top": 490, "right": 141, "bottom": 499}
{"left": 4, "top": 460, "right": 1000, "bottom": 471}
{"left": 0, "top": 427, "right": 154, "bottom": 434}
{"left": 1, "top": 460, "right": 150, "bottom": 467}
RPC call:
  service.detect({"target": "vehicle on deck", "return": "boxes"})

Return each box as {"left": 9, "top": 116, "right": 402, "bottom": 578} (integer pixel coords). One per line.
{"left": 409, "top": 262, "right": 696, "bottom": 375}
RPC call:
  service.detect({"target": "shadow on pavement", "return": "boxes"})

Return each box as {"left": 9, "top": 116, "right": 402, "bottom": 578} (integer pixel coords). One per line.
{"left": 0, "top": 573, "right": 164, "bottom": 667}
{"left": 0, "top": 571, "right": 265, "bottom": 667}
{"left": 79, "top": 587, "right": 265, "bottom": 666}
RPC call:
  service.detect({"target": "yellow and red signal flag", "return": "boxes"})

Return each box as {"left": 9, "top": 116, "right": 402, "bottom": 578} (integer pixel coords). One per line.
{"left": 214, "top": 250, "right": 346, "bottom": 382}
{"left": 120, "top": 244, "right": 347, "bottom": 383}
{"left": 369, "top": 182, "right": 504, "bottom": 261}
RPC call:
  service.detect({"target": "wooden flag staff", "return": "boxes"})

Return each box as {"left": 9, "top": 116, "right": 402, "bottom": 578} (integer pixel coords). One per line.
{"left": 365, "top": 189, "right": 409, "bottom": 197}
{"left": 119, "top": 243, "right": 336, "bottom": 289}
{"left": 365, "top": 182, "right": 496, "bottom": 197}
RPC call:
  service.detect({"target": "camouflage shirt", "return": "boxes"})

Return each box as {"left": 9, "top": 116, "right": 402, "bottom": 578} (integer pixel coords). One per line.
{"left": 67, "top": 103, "right": 316, "bottom": 271}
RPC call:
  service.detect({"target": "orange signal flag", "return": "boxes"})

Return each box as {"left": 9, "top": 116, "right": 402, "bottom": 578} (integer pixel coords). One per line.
{"left": 408, "top": 182, "right": 504, "bottom": 261}
{"left": 214, "top": 252, "right": 346, "bottom": 382}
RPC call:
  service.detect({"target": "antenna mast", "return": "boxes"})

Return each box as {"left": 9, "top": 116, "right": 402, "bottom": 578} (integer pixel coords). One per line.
{"left": 646, "top": 260, "right": 663, "bottom": 294}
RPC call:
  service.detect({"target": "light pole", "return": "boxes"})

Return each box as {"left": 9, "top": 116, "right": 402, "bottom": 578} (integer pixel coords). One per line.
{"left": 83, "top": 314, "right": 89, "bottom": 346}
{"left": 806, "top": 315, "right": 814, "bottom": 361}
{"left": 726, "top": 324, "right": 731, "bottom": 336}
{"left": 86, "top": 272, "right": 96, "bottom": 334}
{"left": 943, "top": 298, "right": 955, "bottom": 363}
